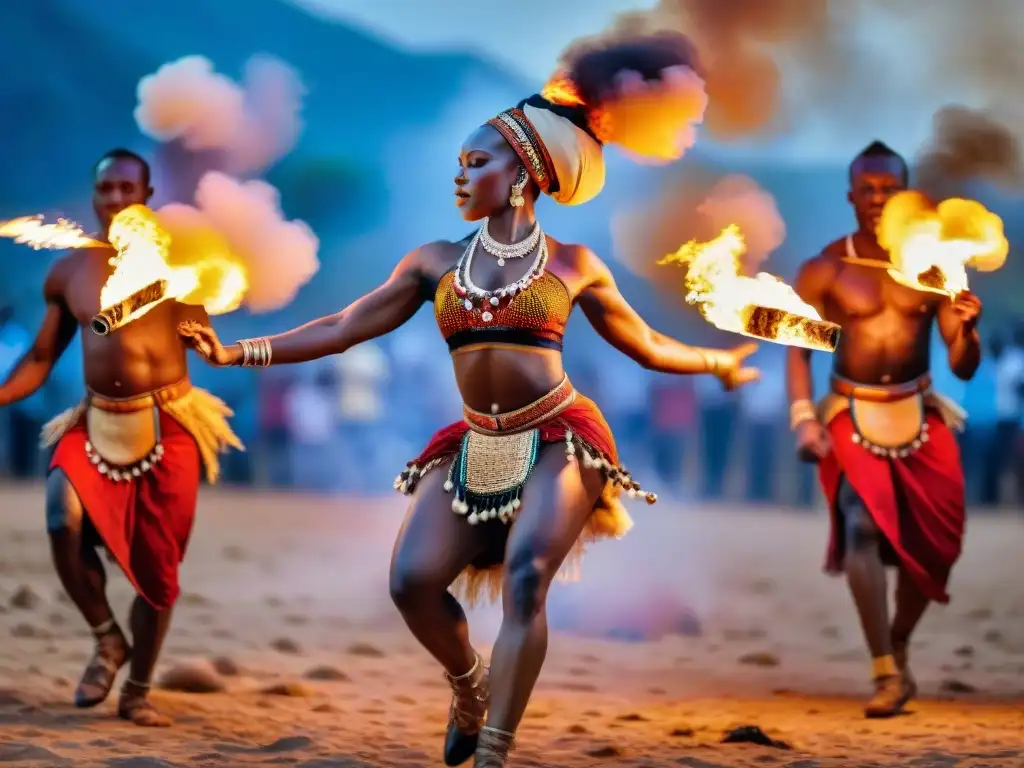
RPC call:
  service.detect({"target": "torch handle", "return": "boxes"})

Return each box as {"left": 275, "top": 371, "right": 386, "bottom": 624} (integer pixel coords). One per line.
{"left": 90, "top": 279, "right": 169, "bottom": 336}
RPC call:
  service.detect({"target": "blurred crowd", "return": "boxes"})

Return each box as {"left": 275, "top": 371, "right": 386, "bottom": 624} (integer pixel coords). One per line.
{"left": 0, "top": 305, "right": 1022, "bottom": 509}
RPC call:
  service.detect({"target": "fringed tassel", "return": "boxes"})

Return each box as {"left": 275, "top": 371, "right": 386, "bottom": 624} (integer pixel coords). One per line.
{"left": 393, "top": 456, "right": 447, "bottom": 496}
{"left": 39, "top": 403, "right": 86, "bottom": 449}
{"left": 564, "top": 429, "right": 657, "bottom": 505}
{"left": 161, "top": 387, "right": 244, "bottom": 485}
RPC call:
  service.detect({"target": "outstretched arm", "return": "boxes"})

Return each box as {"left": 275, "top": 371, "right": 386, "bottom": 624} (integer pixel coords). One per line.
{"left": 576, "top": 248, "right": 757, "bottom": 383}
{"left": 0, "top": 260, "right": 78, "bottom": 407}
{"left": 182, "top": 246, "right": 432, "bottom": 366}
{"left": 937, "top": 290, "right": 982, "bottom": 381}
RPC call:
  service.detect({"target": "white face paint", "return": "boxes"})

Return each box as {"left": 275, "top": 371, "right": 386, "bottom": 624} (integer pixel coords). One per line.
{"left": 490, "top": 403, "right": 500, "bottom": 414}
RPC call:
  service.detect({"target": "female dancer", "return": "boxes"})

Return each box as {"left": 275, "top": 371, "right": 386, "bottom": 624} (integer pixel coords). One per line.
{"left": 180, "top": 33, "right": 759, "bottom": 767}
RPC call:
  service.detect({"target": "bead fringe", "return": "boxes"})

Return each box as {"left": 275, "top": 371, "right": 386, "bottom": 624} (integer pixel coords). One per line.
{"left": 852, "top": 420, "right": 930, "bottom": 459}
{"left": 393, "top": 429, "right": 657, "bottom": 514}
{"left": 85, "top": 440, "right": 164, "bottom": 482}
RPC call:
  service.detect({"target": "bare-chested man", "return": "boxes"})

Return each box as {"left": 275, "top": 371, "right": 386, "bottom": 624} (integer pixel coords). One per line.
{"left": 0, "top": 149, "right": 241, "bottom": 725}
{"left": 787, "top": 141, "right": 982, "bottom": 718}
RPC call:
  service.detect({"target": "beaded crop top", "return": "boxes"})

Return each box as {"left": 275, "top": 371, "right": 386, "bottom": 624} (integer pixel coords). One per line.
{"left": 434, "top": 269, "right": 571, "bottom": 352}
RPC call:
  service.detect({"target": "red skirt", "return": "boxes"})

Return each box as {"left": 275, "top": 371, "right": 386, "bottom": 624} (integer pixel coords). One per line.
{"left": 49, "top": 410, "right": 201, "bottom": 609}
{"left": 818, "top": 409, "right": 965, "bottom": 603}
{"left": 397, "top": 393, "right": 642, "bottom": 604}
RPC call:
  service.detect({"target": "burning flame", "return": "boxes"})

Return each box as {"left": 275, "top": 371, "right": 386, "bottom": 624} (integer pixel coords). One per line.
{"left": 877, "top": 190, "right": 1008, "bottom": 297}
{"left": 103, "top": 205, "right": 248, "bottom": 319}
{"left": 541, "top": 76, "right": 586, "bottom": 107}
{"left": 658, "top": 224, "right": 839, "bottom": 352}
{"left": 0, "top": 215, "right": 104, "bottom": 250}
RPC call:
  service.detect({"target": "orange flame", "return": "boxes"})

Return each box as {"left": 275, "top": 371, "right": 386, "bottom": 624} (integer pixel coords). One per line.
{"left": 877, "top": 191, "right": 1008, "bottom": 297}
{"left": 96, "top": 205, "right": 248, "bottom": 332}
{"left": 541, "top": 76, "right": 585, "bottom": 107}
{"left": 0, "top": 215, "right": 104, "bottom": 250}
{"left": 540, "top": 75, "right": 613, "bottom": 144}
{"left": 659, "top": 224, "right": 839, "bottom": 352}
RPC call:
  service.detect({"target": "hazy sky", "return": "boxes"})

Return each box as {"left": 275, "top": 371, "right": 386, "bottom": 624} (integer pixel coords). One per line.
{"left": 290, "top": 0, "right": 657, "bottom": 82}
{"left": 284, "top": 1, "right": 1009, "bottom": 164}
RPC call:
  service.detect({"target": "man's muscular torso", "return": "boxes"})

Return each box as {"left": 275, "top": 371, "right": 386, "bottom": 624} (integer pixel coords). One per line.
{"left": 49, "top": 248, "right": 193, "bottom": 398}
{"left": 801, "top": 233, "right": 944, "bottom": 385}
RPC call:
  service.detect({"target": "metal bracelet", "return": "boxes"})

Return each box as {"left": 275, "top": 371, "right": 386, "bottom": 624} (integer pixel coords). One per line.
{"left": 239, "top": 337, "right": 272, "bottom": 368}
{"left": 789, "top": 398, "right": 817, "bottom": 430}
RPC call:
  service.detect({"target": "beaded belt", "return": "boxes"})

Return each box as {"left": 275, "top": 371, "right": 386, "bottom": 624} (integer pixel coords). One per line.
{"left": 462, "top": 375, "right": 575, "bottom": 435}
{"left": 830, "top": 374, "right": 932, "bottom": 403}
{"left": 84, "top": 379, "right": 191, "bottom": 481}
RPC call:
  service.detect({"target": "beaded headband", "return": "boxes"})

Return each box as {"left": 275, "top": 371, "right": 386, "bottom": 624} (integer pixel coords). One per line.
{"left": 487, "top": 108, "right": 558, "bottom": 195}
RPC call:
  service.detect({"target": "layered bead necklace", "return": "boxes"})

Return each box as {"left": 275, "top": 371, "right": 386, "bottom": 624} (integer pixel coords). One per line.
{"left": 453, "top": 217, "right": 547, "bottom": 323}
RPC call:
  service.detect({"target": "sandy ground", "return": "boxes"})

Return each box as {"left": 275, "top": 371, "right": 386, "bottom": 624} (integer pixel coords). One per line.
{"left": 0, "top": 483, "right": 1022, "bottom": 768}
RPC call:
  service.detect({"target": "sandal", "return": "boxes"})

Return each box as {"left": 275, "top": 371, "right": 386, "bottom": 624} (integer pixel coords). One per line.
{"left": 474, "top": 725, "right": 515, "bottom": 767}
{"left": 443, "top": 653, "right": 489, "bottom": 766}
{"left": 74, "top": 625, "right": 130, "bottom": 708}
{"left": 118, "top": 680, "right": 172, "bottom": 727}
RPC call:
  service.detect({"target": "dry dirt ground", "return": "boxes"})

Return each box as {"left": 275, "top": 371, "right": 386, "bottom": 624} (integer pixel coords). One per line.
{"left": 0, "top": 484, "right": 1021, "bottom": 767}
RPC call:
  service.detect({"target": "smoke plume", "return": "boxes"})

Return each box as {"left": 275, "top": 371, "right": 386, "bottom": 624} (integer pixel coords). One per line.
{"left": 135, "top": 55, "right": 305, "bottom": 176}
{"left": 914, "top": 106, "right": 1024, "bottom": 200}
{"left": 613, "top": 169, "right": 785, "bottom": 280}
{"left": 157, "top": 172, "right": 319, "bottom": 313}
{"left": 563, "top": 1, "right": 1024, "bottom": 191}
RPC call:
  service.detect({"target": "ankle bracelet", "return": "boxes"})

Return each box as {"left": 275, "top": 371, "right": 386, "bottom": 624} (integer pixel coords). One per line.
{"left": 91, "top": 618, "right": 116, "bottom": 637}
{"left": 480, "top": 725, "right": 516, "bottom": 750}
{"left": 125, "top": 677, "right": 151, "bottom": 690}
{"left": 871, "top": 654, "right": 898, "bottom": 679}
{"left": 445, "top": 654, "right": 481, "bottom": 683}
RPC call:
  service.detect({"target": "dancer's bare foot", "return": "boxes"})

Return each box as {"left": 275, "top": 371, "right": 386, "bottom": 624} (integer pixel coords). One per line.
{"left": 74, "top": 624, "right": 131, "bottom": 708}
{"left": 117, "top": 680, "right": 171, "bottom": 727}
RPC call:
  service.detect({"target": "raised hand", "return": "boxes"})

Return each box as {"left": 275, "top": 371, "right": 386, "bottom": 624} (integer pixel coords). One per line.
{"left": 711, "top": 341, "right": 760, "bottom": 391}
{"left": 177, "top": 321, "right": 239, "bottom": 367}
{"left": 950, "top": 290, "right": 982, "bottom": 332}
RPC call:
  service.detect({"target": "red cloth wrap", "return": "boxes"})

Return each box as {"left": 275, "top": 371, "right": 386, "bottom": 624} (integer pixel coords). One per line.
{"left": 49, "top": 410, "right": 201, "bottom": 609}
{"left": 818, "top": 409, "right": 965, "bottom": 603}
{"left": 412, "top": 395, "right": 618, "bottom": 467}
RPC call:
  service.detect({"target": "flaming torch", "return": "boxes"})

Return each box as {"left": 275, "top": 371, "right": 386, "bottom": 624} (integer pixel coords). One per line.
{"left": 877, "top": 191, "right": 1008, "bottom": 297}
{"left": 91, "top": 206, "right": 196, "bottom": 335}
{"left": 659, "top": 224, "right": 840, "bottom": 352}
{"left": 91, "top": 204, "right": 248, "bottom": 335}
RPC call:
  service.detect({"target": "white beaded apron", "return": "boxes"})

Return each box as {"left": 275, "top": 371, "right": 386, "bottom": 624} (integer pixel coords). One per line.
{"left": 446, "top": 429, "right": 541, "bottom": 524}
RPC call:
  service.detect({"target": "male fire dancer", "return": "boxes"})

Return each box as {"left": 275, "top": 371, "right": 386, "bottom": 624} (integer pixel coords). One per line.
{"left": 0, "top": 149, "right": 241, "bottom": 726}
{"left": 787, "top": 140, "right": 982, "bottom": 718}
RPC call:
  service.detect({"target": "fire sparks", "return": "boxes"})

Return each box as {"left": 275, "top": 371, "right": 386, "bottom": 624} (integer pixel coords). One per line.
{"left": 93, "top": 205, "right": 248, "bottom": 335}
{"left": 877, "top": 191, "right": 1008, "bottom": 297}
{"left": 0, "top": 215, "right": 104, "bottom": 250}
{"left": 658, "top": 224, "right": 840, "bottom": 352}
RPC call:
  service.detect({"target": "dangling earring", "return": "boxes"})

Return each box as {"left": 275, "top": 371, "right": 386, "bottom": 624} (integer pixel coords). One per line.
{"left": 509, "top": 167, "right": 528, "bottom": 208}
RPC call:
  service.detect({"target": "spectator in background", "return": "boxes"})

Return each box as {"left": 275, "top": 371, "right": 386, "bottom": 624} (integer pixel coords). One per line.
{"left": 990, "top": 325, "right": 1024, "bottom": 505}
{"left": 0, "top": 307, "right": 33, "bottom": 476}
{"left": 258, "top": 368, "right": 294, "bottom": 488}
{"left": 739, "top": 350, "right": 787, "bottom": 503}
{"left": 284, "top": 367, "right": 338, "bottom": 492}
{"left": 694, "top": 373, "right": 737, "bottom": 500}
{"left": 649, "top": 376, "right": 695, "bottom": 494}
{"left": 334, "top": 341, "right": 389, "bottom": 492}
{"left": 961, "top": 333, "right": 1000, "bottom": 504}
